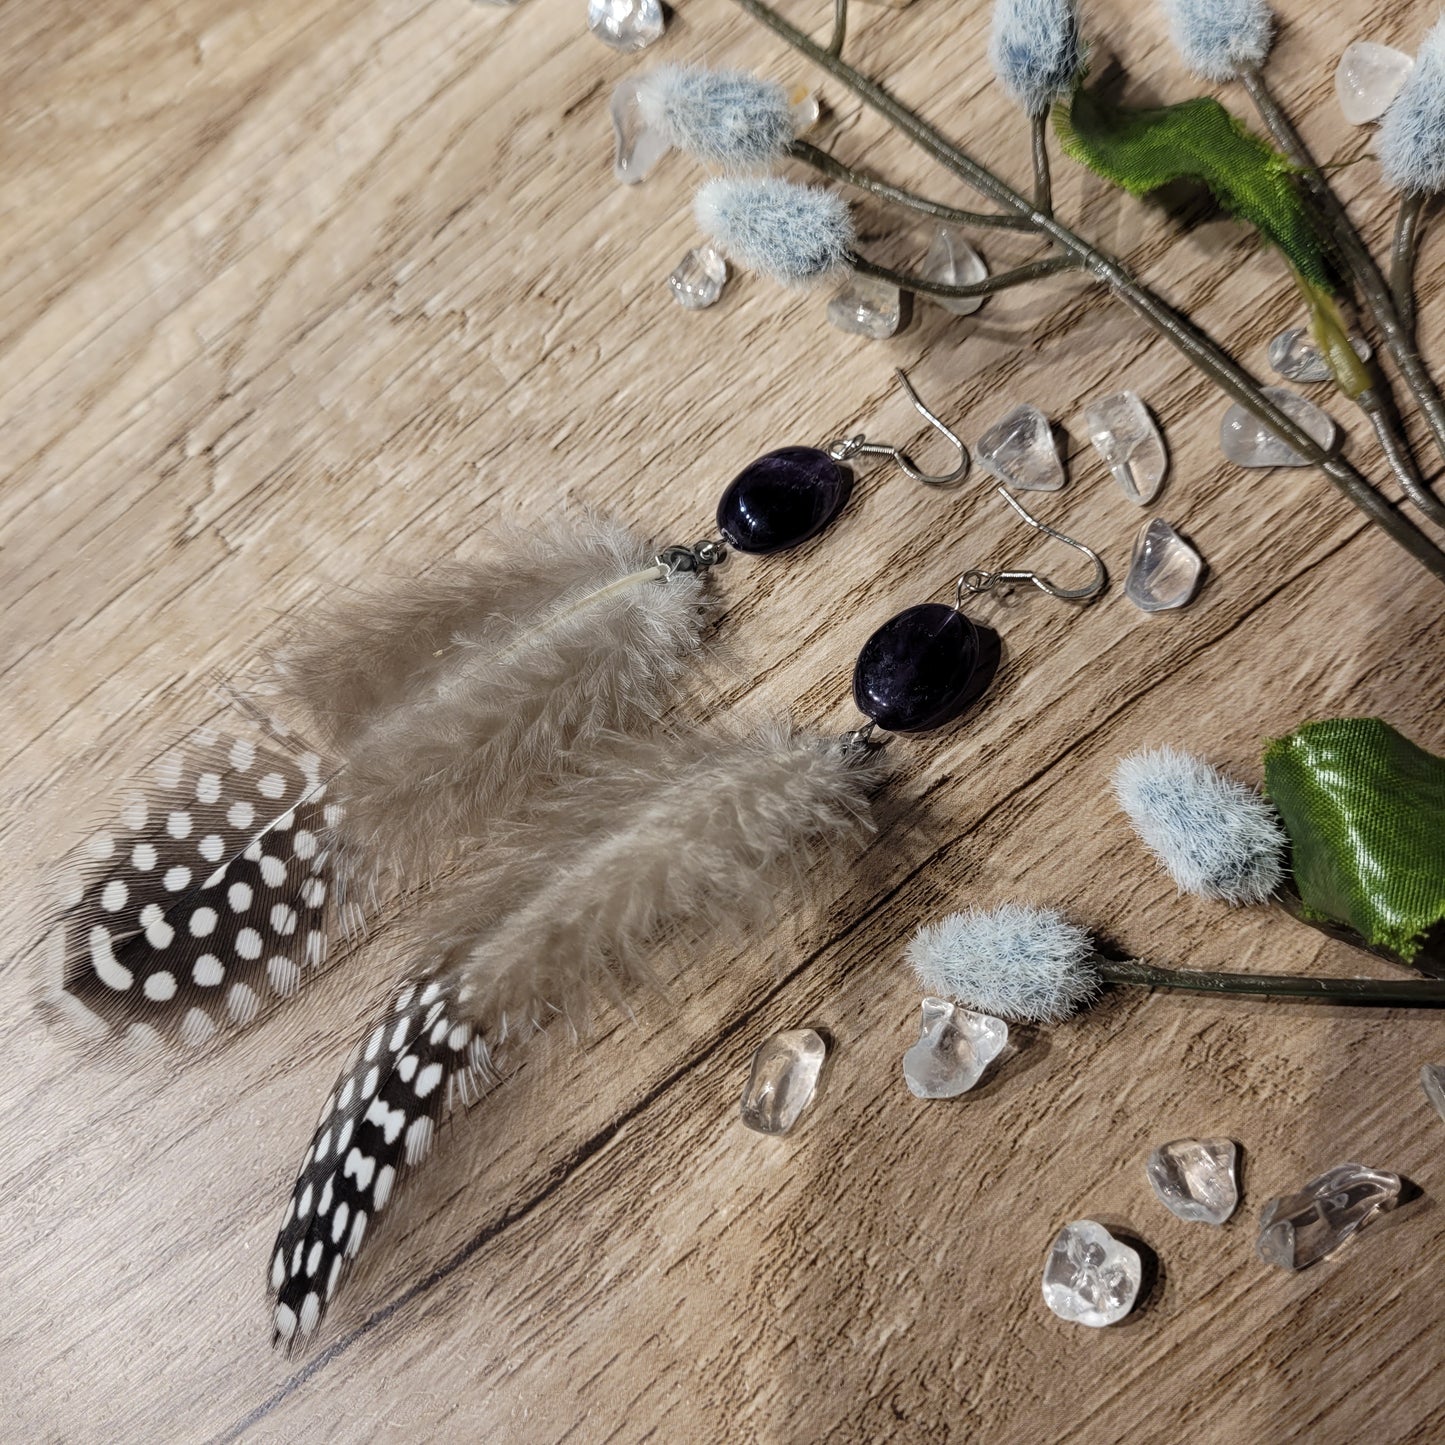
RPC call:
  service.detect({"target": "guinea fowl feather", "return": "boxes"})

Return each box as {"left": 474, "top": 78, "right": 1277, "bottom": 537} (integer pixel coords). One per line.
{"left": 269, "top": 720, "right": 880, "bottom": 1346}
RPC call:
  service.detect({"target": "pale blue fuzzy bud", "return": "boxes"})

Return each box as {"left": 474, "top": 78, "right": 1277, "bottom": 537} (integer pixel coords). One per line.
{"left": 1159, "top": 0, "right": 1275, "bottom": 81}
{"left": 694, "top": 177, "right": 853, "bottom": 286}
{"left": 989, "top": 0, "right": 1086, "bottom": 116}
{"left": 1114, "top": 747, "right": 1286, "bottom": 904}
{"left": 634, "top": 65, "right": 794, "bottom": 170}
{"left": 907, "top": 904, "right": 1100, "bottom": 1024}
{"left": 1380, "top": 19, "right": 1445, "bottom": 194}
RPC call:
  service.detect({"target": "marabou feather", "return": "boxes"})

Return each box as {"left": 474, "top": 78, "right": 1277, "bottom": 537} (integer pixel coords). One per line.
{"left": 270, "top": 720, "right": 879, "bottom": 1346}
{"left": 269, "top": 514, "right": 709, "bottom": 894}
{"left": 44, "top": 727, "right": 344, "bottom": 1047}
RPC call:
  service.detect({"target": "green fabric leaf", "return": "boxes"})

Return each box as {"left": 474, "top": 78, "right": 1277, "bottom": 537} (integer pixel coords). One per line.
{"left": 1264, "top": 718, "right": 1445, "bottom": 961}
{"left": 1054, "top": 86, "right": 1334, "bottom": 291}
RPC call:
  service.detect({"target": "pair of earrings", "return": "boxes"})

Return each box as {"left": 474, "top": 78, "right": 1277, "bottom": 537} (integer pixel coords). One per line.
{"left": 45, "top": 369, "right": 1104, "bottom": 1351}
{"left": 661, "top": 367, "right": 1107, "bottom": 739}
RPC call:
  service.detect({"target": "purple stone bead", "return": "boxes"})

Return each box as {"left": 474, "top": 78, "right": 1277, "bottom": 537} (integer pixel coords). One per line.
{"left": 716, "top": 447, "right": 852, "bottom": 555}
{"left": 853, "top": 603, "right": 1001, "bottom": 733}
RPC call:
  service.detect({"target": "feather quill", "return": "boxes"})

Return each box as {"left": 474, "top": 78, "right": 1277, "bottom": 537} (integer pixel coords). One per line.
{"left": 269, "top": 720, "right": 879, "bottom": 1346}
{"left": 45, "top": 727, "right": 342, "bottom": 1047}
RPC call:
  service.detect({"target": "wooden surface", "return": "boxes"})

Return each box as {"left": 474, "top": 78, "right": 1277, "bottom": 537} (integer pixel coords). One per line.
{"left": 4, "top": 0, "right": 1445, "bottom": 1439}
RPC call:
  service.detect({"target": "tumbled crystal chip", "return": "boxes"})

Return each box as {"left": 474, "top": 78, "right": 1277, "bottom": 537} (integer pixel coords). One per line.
{"left": 1124, "top": 518, "right": 1203, "bottom": 612}
{"left": 826, "top": 275, "right": 903, "bottom": 339}
{"left": 716, "top": 447, "right": 851, "bottom": 555}
{"left": 739, "top": 1029, "right": 827, "bottom": 1134}
{"left": 1146, "top": 1138, "right": 1239, "bottom": 1225}
{"left": 1422, "top": 1064, "right": 1445, "bottom": 1124}
{"left": 1335, "top": 41, "right": 1414, "bottom": 125}
{"left": 1257, "top": 1163, "right": 1402, "bottom": 1270}
{"left": 1083, "top": 391, "right": 1168, "bottom": 505}
{"left": 919, "top": 226, "right": 989, "bottom": 316}
{"left": 1220, "top": 386, "right": 1337, "bottom": 467}
{"left": 976, "top": 403, "right": 1064, "bottom": 491}
{"left": 610, "top": 80, "right": 669, "bottom": 184}
{"left": 668, "top": 243, "right": 727, "bottom": 310}
{"left": 587, "top": 0, "right": 665, "bottom": 50}
{"left": 853, "top": 603, "right": 1001, "bottom": 733}
{"left": 1042, "top": 1220, "right": 1142, "bottom": 1327}
{"left": 1267, "top": 326, "right": 1371, "bottom": 384}
{"left": 903, "top": 997, "right": 1008, "bottom": 1098}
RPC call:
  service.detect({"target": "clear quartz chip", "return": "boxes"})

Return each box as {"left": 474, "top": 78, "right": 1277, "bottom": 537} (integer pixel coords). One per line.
{"left": 788, "top": 85, "right": 821, "bottom": 135}
{"left": 902, "top": 998, "right": 1008, "bottom": 1098}
{"left": 1257, "top": 1163, "right": 1402, "bottom": 1269}
{"left": 918, "top": 226, "right": 989, "bottom": 316}
{"left": 1146, "top": 1138, "right": 1240, "bottom": 1224}
{"left": 826, "top": 275, "right": 903, "bottom": 339}
{"left": 1219, "top": 386, "right": 1337, "bottom": 467}
{"left": 1335, "top": 41, "right": 1414, "bottom": 125}
{"left": 1124, "top": 517, "right": 1203, "bottom": 612}
{"left": 668, "top": 243, "right": 727, "bottom": 310}
{"left": 1083, "top": 391, "right": 1168, "bottom": 505}
{"left": 1423, "top": 1064, "right": 1445, "bottom": 1123}
{"left": 610, "top": 80, "right": 669, "bottom": 184}
{"left": 740, "top": 1029, "right": 827, "bottom": 1135}
{"left": 976, "top": 403, "right": 1064, "bottom": 491}
{"left": 1041, "top": 1220, "right": 1142, "bottom": 1327}
{"left": 587, "top": 0, "right": 665, "bottom": 50}
{"left": 1268, "top": 326, "right": 1372, "bottom": 384}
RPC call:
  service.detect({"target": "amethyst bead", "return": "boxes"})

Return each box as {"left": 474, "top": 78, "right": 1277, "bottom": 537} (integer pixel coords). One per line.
{"left": 716, "top": 447, "right": 852, "bottom": 555}
{"left": 853, "top": 603, "right": 1001, "bottom": 733}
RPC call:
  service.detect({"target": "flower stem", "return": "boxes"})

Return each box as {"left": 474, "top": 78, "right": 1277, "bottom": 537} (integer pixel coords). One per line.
{"left": 1031, "top": 112, "right": 1053, "bottom": 216}
{"left": 1239, "top": 68, "right": 1445, "bottom": 488}
{"left": 1392, "top": 193, "right": 1427, "bottom": 335}
{"left": 850, "top": 252, "right": 1079, "bottom": 298}
{"left": 729, "top": 0, "right": 1445, "bottom": 583}
{"left": 827, "top": 0, "right": 846, "bottom": 56}
{"left": 1357, "top": 389, "right": 1445, "bottom": 530}
{"left": 1100, "top": 958, "right": 1445, "bottom": 1006}
{"left": 790, "top": 140, "right": 1035, "bottom": 231}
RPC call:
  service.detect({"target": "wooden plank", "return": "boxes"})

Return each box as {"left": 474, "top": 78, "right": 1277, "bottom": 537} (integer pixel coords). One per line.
{"left": 2, "top": 0, "right": 1443, "bottom": 1439}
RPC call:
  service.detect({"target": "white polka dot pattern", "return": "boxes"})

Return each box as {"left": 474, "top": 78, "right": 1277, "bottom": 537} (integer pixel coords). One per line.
{"left": 269, "top": 975, "right": 486, "bottom": 1349}
{"left": 55, "top": 732, "right": 340, "bottom": 1045}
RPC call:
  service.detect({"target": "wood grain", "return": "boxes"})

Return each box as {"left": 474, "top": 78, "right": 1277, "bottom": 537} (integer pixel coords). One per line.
{"left": 4, "top": 0, "right": 1444, "bottom": 1439}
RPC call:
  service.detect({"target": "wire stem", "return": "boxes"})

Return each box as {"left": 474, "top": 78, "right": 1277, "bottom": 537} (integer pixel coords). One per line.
{"left": 827, "top": 0, "right": 846, "bottom": 56}
{"left": 1392, "top": 193, "right": 1427, "bottom": 335}
{"left": 1357, "top": 389, "right": 1445, "bottom": 529}
{"left": 850, "top": 252, "right": 1079, "bottom": 298}
{"left": 728, "top": 0, "right": 1445, "bottom": 583}
{"left": 1240, "top": 68, "right": 1445, "bottom": 492}
{"left": 1031, "top": 111, "right": 1052, "bottom": 215}
{"left": 790, "top": 140, "right": 1035, "bottom": 231}
{"left": 1101, "top": 958, "right": 1445, "bottom": 1006}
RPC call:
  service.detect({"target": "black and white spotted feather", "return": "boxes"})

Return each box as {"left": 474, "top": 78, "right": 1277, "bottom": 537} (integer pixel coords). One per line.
{"left": 48, "top": 730, "right": 343, "bottom": 1047}
{"left": 270, "top": 720, "right": 880, "bottom": 1346}
{"left": 270, "top": 974, "right": 484, "bottom": 1346}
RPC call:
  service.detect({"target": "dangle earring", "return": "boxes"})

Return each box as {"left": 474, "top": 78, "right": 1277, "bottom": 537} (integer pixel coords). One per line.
{"left": 852, "top": 486, "right": 1107, "bottom": 735}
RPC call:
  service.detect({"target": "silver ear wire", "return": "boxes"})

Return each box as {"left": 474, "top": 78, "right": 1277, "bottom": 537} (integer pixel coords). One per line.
{"left": 956, "top": 486, "right": 1108, "bottom": 603}
{"left": 827, "top": 368, "right": 969, "bottom": 488}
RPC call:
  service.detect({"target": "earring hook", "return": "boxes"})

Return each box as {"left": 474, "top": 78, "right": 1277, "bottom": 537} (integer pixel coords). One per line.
{"left": 827, "top": 368, "right": 969, "bottom": 489}
{"left": 956, "top": 487, "right": 1108, "bottom": 603}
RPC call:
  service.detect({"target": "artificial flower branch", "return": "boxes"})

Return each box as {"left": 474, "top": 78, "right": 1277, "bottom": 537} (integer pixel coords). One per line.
{"left": 725, "top": 0, "right": 1445, "bottom": 582}
{"left": 1030, "top": 112, "right": 1053, "bottom": 215}
{"left": 1392, "top": 193, "right": 1427, "bottom": 334}
{"left": 850, "top": 252, "right": 1081, "bottom": 299}
{"left": 1096, "top": 959, "right": 1445, "bottom": 1006}
{"left": 1237, "top": 67, "right": 1445, "bottom": 501}
{"left": 789, "top": 139, "right": 1037, "bottom": 231}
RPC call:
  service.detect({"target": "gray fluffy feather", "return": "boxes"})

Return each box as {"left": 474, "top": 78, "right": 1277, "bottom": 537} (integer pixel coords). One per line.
{"left": 907, "top": 903, "right": 1099, "bottom": 1024}
{"left": 1114, "top": 746, "right": 1286, "bottom": 904}
{"left": 694, "top": 177, "right": 854, "bottom": 287}
{"left": 268, "top": 515, "right": 708, "bottom": 894}
{"left": 272, "top": 719, "right": 878, "bottom": 1344}
{"left": 1159, "top": 0, "right": 1274, "bottom": 80}
{"left": 1381, "top": 19, "right": 1445, "bottom": 194}
{"left": 635, "top": 65, "right": 794, "bottom": 169}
